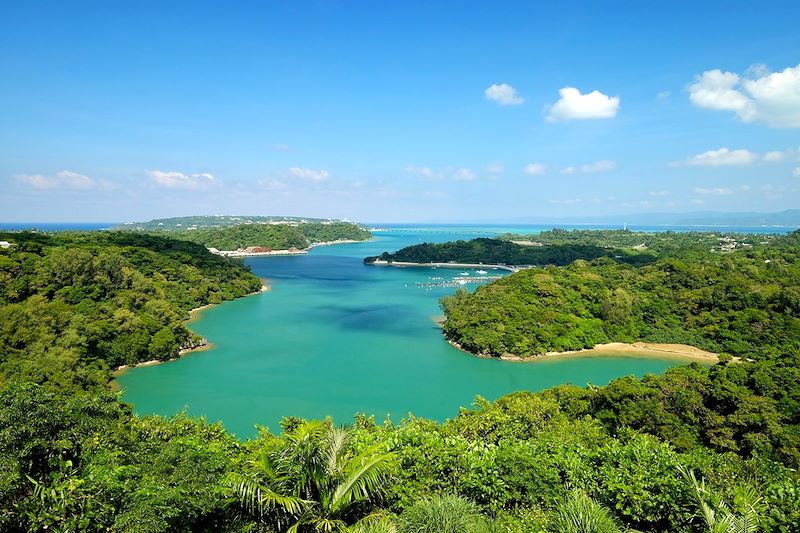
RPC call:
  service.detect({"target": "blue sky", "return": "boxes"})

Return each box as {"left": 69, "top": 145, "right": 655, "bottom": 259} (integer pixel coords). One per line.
{"left": 1, "top": 1, "right": 799, "bottom": 222}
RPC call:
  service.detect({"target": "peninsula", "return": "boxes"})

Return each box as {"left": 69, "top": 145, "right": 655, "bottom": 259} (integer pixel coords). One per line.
{"left": 117, "top": 216, "right": 372, "bottom": 256}
{"left": 437, "top": 229, "right": 800, "bottom": 360}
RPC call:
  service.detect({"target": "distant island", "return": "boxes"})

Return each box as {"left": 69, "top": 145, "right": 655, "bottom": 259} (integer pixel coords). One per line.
{"left": 115, "top": 215, "right": 372, "bottom": 255}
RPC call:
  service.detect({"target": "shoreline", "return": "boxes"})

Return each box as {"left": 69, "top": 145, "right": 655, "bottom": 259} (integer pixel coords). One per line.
{"left": 212, "top": 238, "right": 372, "bottom": 258}
{"left": 112, "top": 283, "right": 270, "bottom": 377}
{"left": 446, "top": 338, "right": 722, "bottom": 364}
{"left": 369, "top": 259, "right": 524, "bottom": 272}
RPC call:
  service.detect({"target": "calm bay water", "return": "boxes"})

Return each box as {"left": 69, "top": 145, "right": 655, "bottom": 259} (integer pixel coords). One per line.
{"left": 116, "top": 225, "right": 780, "bottom": 438}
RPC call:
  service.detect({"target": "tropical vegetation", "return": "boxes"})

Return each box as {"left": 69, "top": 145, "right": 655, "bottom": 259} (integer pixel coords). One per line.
{"left": 1, "top": 228, "right": 799, "bottom": 531}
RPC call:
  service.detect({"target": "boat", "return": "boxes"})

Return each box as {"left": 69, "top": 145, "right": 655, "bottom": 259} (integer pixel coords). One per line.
{"left": 459, "top": 272, "right": 469, "bottom": 275}
{"left": 476, "top": 270, "right": 487, "bottom": 274}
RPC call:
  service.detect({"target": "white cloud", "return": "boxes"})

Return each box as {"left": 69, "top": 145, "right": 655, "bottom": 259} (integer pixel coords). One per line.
{"left": 763, "top": 150, "right": 786, "bottom": 162}
{"left": 148, "top": 170, "right": 218, "bottom": 189}
{"left": 580, "top": 160, "right": 616, "bottom": 173}
{"left": 793, "top": 167, "right": 800, "bottom": 177}
{"left": 453, "top": 168, "right": 475, "bottom": 181}
{"left": 546, "top": 87, "right": 620, "bottom": 121}
{"left": 763, "top": 147, "right": 799, "bottom": 162}
{"left": 17, "top": 170, "right": 99, "bottom": 190}
{"left": 524, "top": 162, "right": 548, "bottom": 175}
{"left": 649, "top": 190, "right": 669, "bottom": 197}
{"left": 693, "top": 187, "right": 735, "bottom": 196}
{"left": 272, "top": 143, "right": 290, "bottom": 152}
{"left": 406, "top": 166, "right": 476, "bottom": 181}
{"left": 690, "top": 198, "right": 705, "bottom": 205}
{"left": 485, "top": 83, "right": 524, "bottom": 106}
{"left": 486, "top": 163, "right": 504, "bottom": 175}
{"left": 679, "top": 147, "right": 758, "bottom": 167}
{"left": 657, "top": 91, "right": 671, "bottom": 101}
{"left": 561, "top": 166, "right": 576, "bottom": 175}
{"left": 288, "top": 167, "right": 329, "bottom": 182}
{"left": 688, "top": 63, "right": 800, "bottom": 127}
{"left": 405, "top": 166, "right": 437, "bottom": 179}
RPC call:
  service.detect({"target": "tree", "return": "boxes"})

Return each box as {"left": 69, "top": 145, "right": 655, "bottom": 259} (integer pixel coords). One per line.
{"left": 231, "top": 420, "right": 395, "bottom": 532}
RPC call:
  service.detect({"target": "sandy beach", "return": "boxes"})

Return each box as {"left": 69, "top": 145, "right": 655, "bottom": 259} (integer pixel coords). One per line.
{"left": 447, "top": 338, "right": 721, "bottom": 364}
{"left": 212, "top": 238, "right": 371, "bottom": 257}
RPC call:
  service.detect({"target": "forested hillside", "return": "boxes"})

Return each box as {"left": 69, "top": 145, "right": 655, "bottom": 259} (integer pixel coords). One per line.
{"left": 117, "top": 216, "right": 372, "bottom": 251}
{"left": 0, "top": 231, "right": 261, "bottom": 391}
{"left": 1, "top": 229, "right": 799, "bottom": 531}
{"left": 163, "top": 222, "right": 370, "bottom": 251}
{"left": 365, "top": 237, "right": 655, "bottom": 266}
{"left": 441, "top": 231, "right": 800, "bottom": 359}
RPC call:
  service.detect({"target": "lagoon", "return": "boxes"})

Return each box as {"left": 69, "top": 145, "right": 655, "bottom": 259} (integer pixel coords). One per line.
{"left": 116, "top": 225, "right": 739, "bottom": 437}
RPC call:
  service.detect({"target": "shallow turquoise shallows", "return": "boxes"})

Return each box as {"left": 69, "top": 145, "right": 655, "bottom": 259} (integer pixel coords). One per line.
{"left": 117, "top": 225, "right": 691, "bottom": 438}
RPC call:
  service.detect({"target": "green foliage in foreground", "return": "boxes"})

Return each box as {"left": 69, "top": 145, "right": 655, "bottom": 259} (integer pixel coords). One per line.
{"left": 146, "top": 221, "right": 372, "bottom": 251}
{"left": 2, "top": 354, "right": 800, "bottom": 531}
{"left": 0, "top": 231, "right": 261, "bottom": 391}
{"left": 365, "top": 238, "right": 655, "bottom": 266}
{"left": 441, "top": 231, "right": 800, "bottom": 359}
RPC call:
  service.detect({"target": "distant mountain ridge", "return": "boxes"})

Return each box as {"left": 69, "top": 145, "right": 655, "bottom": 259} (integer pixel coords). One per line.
{"left": 478, "top": 209, "right": 800, "bottom": 228}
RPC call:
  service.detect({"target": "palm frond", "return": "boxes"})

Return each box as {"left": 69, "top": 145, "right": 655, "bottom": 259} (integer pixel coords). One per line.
{"left": 227, "top": 471, "right": 307, "bottom": 517}
{"left": 330, "top": 449, "right": 395, "bottom": 515}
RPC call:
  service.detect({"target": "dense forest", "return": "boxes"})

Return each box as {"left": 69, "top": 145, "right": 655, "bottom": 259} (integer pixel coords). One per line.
{"left": 151, "top": 222, "right": 372, "bottom": 251}
{"left": 1, "top": 230, "right": 799, "bottom": 531}
{"left": 2, "top": 356, "right": 799, "bottom": 531}
{"left": 364, "top": 237, "right": 656, "bottom": 266}
{"left": 500, "top": 228, "right": 776, "bottom": 258}
{"left": 0, "top": 231, "right": 262, "bottom": 390}
{"left": 441, "top": 230, "right": 800, "bottom": 359}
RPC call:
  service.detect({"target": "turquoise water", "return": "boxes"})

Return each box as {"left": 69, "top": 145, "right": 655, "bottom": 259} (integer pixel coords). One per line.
{"left": 117, "top": 225, "right": 701, "bottom": 438}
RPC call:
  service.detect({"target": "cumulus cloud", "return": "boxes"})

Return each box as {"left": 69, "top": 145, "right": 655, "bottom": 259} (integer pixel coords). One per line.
{"left": 17, "top": 170, "right": 101, "bottom": 190}
{"left": 406, "top": 166, "right": 477, "bottom": 181}
{"left": 794, "top": 167, "right": 800, "bottom": 177}
{"left": 485, "top": 83, "right": 524, "bottom": 105}
{"left": 524, "top": 162, "right": 548, "bottom": 175}
{"left": 677, "top": 147, "right": 758, "bottom": 167}
{"left": 288, "top": 167, "right": 329, "bottom": 182}
{"left": 561, "top": 166, "right": 576, "bottom": 175}
{"left": 580, "top": 160, "right": 616, "bottom": 173}
{"left": 148, "top": 170, "right": 218, "bottom": 189}
{"left": 693, "top": 187, "right": 735, "bottom": 196}
{"left": 688, "top": 63, "right": 800, "bottom": 127}
{"left": 546, "top": 87, "right": 620, "bottom": 121}
{"left": 649, "top": 190, "right": 669, "bottom": 197}
{"left": 763, "top": 147, "right": 799, "bottom": 162}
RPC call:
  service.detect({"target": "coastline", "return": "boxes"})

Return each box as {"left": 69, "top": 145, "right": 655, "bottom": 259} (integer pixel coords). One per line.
{"left": 212, "top": 238, "right": 371, "bottom": 258}
{"left": 446, "top": 338, "right": 722, "bottom": 364}
{"left": 369, "top": 259, "right": 523, "bottom": 272}
{"left": 112, "top": 283, "right": 270, "bottom": 377}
